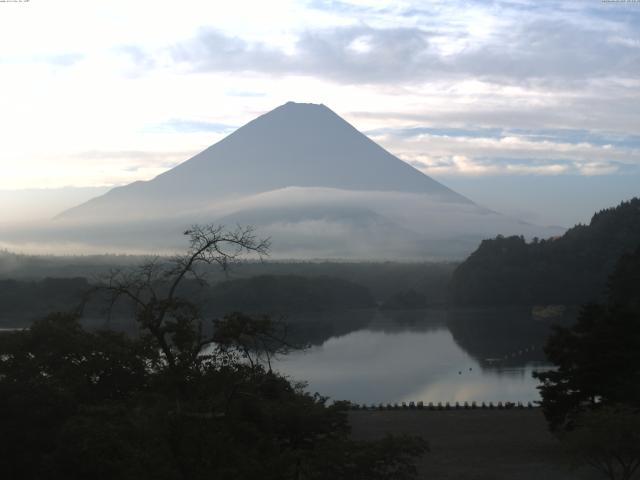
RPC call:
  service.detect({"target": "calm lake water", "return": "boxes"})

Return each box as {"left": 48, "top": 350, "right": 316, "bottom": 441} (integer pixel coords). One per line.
{"left": 273, "top": 308, "right": 562, "bottom": 405}
{"left": 2, "top": 307, "right": 565, "bottom": 405}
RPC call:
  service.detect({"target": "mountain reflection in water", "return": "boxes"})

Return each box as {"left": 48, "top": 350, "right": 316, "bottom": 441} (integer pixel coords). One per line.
{"left": 274, "top": 308, "right": 570, "bottom": 404}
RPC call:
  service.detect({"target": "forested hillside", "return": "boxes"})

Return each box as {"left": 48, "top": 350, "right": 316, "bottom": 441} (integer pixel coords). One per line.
{"left": 207, "top": 275, "right": 374, "bottom": 313}
{"left": 0, "top": 278, "right": 89, "bottom": 322}
{"left": 0, "top": 257, "right": 455, "bottom": 326}
{"left": 450, "top": 198, "right": 640, "bottom": 306}
{"left": 0, "top": 274, "right": 376, "bottom": 327}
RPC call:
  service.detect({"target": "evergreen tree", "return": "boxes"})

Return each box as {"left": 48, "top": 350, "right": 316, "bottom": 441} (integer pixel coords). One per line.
{"left": 535, "top": 246, "right": 640, "bottom": 431}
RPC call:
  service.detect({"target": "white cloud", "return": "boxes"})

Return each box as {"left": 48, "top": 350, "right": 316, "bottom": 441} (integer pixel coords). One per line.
{"left": 405, "top": 154, "right": 572, "bottom": 177}
{"left": 347, "top": 36, "right": 373, "bottom": 54}
{"left": 577, "top": 161, "right": 620, "bottom": 176}
{"left": 0, "top": 0, "right": 638, "bottom": 190}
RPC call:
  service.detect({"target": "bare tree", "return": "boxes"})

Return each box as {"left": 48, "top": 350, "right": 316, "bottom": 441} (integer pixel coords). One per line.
{"left": 212, "top": 312, "right": 296, "bottom": 372}
{"left": 101, "top": 224, "right": 270, "bottom": 369}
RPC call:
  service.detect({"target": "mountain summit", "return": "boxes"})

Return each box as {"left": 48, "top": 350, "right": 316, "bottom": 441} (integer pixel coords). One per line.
{"left": 56, "top": 102, "right": 559, "bottom": 258}
{"left": 61, "top": 102, "right": 469, "bottom": 220}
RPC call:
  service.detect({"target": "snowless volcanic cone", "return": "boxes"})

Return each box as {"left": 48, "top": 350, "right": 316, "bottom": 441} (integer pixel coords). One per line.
{"left": 52, "top": 102, "right": 560, "bottom": 259}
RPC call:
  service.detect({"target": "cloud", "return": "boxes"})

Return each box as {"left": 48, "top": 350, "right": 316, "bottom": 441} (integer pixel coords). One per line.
{"left": 156, "top": 1, "right": 639, "bottom": 87}
{"left": 150, "top": 119, "right": 236, "bottom": 134}
{"left": 369, "top": 125, "right": 640, "bottom": 177}
{"left": 169, "top": 25, "right": 439, "bottom": 83}
{"left": 170, "top": 29, "right": 287, "bottom": 73}
{"left": 450, "top": 17, "right": 640, "bottom": 83}
{"left": 3, "top": 1, "right": 638, "bottom": 89}
{"left": 225, "top": 89, "right": 266, "bottom": 97}
{"left": 114, "top": 45, "right": 158, "bottom": 74}
{"left": 0, "top": 52, "right": 84, "bottom": 66}
{"left": 577, "top": 161, "right": 620, "bottom": 176}
{"left": 294, "top": 26, "right": 437, "bottom": 82}
{"left": 368, "top": 126, "right": 640, "bottom": 151}
{"left": 1, "top": 0, "right": 639, "bottom": 194}
{"left": 407, "top": 154, "right": 573, "bottom": 177}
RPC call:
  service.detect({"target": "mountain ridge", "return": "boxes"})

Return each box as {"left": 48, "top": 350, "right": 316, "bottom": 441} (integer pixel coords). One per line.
{"left": 59, "top": 102, "right": 471, "bottom": 221}
{"left": 42, "top": 102, "right": 563, "bottom": 259}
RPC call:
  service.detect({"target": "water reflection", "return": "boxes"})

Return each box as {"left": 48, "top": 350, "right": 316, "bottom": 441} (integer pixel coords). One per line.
{"left": 275, "top": 308, "right": 568, "bottom": 404}
{"left": 447, "top": 307, "right": 552, "bottom": 368}
{"left": 59, "top": 307, "right": 567, "bottom": 404}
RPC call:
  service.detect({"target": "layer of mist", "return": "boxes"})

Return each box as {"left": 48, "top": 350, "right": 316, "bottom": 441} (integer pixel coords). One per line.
{"left": 2, "top": 187, "right": 562, "bottom": 259}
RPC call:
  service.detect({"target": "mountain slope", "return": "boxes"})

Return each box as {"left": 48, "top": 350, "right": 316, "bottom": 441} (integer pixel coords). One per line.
{"left": 60, "top": 102, "right": 470, "bottom": 221}
{"left": 45, "top": 102, "right": 562, "bottom": 259}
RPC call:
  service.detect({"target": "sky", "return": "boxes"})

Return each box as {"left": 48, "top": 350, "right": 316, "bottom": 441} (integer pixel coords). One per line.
{"left": 0, "top": 0, "right": 638, "bottom": 226}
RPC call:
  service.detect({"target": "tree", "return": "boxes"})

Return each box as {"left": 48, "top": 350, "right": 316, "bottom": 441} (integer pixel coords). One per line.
{"left": 535, "top": 246, "right": 640, "bottom": 479}
{"left": 0, "top": 313, "right": 154, "bottom": 480}
{"left": 100, "top": 224, "right": 270, "bottom": 370}
{"left": 0, "top": 224, "right": 427, "bottom": 480}
{"left": 534, "top": 246, "right": 640, "bottom": 431}
{"left": 561, "top": 406, "right": 640, "bottom": 480}
{"left": 450, "top": 198, "right": 640, "bottom": 307}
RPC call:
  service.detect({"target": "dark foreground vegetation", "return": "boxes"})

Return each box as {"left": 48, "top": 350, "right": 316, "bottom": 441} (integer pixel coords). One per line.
{"left": 536, "top": 245, "right": 640, "bottom": 429}
{"left": 0, "top": 226, "right": 426, "bottom": 480}
{"left": 0, "top": 313, "right": 425, "bottom": 480}
{"left": 450, "top": 198, "right": 640, "bottom": 306}
{"left": 2, "top": 197, "right": 640, "bottom": 479}
{"left": 534, "top": 245, "right": 640, "bottom": 479}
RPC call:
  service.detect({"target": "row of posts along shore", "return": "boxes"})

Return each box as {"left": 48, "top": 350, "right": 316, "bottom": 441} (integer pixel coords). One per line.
{"left": 348, "top": 401, "right": 537, "bottom": 411}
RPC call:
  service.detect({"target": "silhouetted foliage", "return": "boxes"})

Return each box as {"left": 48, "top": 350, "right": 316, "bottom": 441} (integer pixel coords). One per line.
{"left": 535, "top": 245, "right": 640, "bottom": 431}
{"left": 0, "top": 225, "right": 426, "bottom": 479}
{"left": 560, "top": 406, "right": 640, "bottom": 480}
{"left": 0, "top": 313, "right": 153, "bottom": 479}
{"left": 450, "top": 198, "right": 640, "bottom": 306}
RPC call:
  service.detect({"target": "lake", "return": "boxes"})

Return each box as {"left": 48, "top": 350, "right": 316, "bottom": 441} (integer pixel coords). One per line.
{"left": 2, "top": 307, "right": 565, "bottom": 405}
{"left": 273, "top": 308, "right": 564, "bottom": 405}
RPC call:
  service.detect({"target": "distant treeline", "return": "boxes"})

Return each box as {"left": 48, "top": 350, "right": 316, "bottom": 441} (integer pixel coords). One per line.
{"left": 207, "top": 275, "right": 373, "bottom": 313}
{"left": 449, "top": 198, "right": 640, "bottom": 306}
{"left": 0, "top": 251, "right": 455, "bottom": 303}
{"left": 0, "top": 250, "right": 145, "bottom": 279}
{"left": 0, "top": 277, "right": 89, "bottom": 322}
{"left": 0, "top": 265, "right": 455, "bottom": 326}
{"left": 0, "top": 254, "right": 456, "bottom": 326}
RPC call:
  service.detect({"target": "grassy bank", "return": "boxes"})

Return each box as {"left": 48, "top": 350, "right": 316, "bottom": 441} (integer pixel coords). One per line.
{"left": 349, "top": 409, "right": 596, "bottom": 479}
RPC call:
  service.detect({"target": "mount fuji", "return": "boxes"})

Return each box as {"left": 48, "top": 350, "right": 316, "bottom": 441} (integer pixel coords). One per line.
{"left": 54, "top": 102, "right": 559, "bottom": 259}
